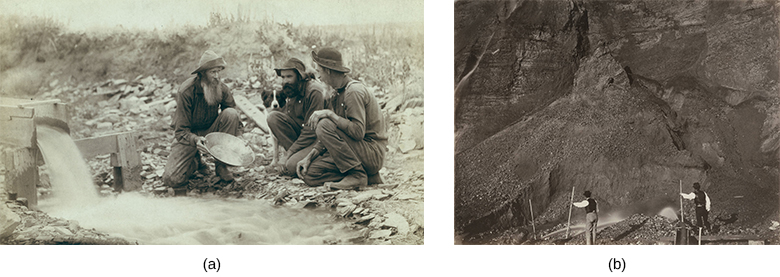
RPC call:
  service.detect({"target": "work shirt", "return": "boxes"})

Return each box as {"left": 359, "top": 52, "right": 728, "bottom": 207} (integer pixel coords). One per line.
{"left": 681, "top": 191, "right": 711, "bottom": 211}
{"left": 284, "top": 79, "right": 327, "bottom": 154}
{"left": 172, "top": 76, "right": 236, "bottom": 146}
{"left": 313, "top": 78, "right": 387, "bottom": 153}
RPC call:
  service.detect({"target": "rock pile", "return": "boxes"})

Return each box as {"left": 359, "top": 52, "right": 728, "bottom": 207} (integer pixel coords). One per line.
{"left": 1, "top": 200, "right": 130, "bottom": 245}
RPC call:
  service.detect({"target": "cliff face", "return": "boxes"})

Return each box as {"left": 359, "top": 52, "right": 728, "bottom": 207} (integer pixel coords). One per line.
{"left": 455, "top": 0, "right": 780, "bottom": 237}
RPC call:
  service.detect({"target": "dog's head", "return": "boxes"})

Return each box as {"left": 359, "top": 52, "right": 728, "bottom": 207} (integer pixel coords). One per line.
{"left": 262, "top": 89, "right": 287, "bottom": 110}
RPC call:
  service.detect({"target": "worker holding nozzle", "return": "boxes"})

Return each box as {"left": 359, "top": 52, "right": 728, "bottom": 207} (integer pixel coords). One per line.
{"left": 572, "top": 190, "right": 598, "bottom": 245}
{"left": 680, "top": 182, "right": 711, "bottom": 233}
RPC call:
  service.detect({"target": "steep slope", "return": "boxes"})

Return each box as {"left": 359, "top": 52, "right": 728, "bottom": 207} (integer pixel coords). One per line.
{"left": 455, "top": 0, "right": 588, "bottom": 154}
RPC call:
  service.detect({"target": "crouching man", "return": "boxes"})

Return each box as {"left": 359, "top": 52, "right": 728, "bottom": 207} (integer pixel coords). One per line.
{"left": 267, "top": 57, "right": 327, "bottom": 175}
{"left": 296, "top": 48, "right": 387, "bottom": 190}
{"left": 162, "top": 50, "right": 242, "bottom": 189}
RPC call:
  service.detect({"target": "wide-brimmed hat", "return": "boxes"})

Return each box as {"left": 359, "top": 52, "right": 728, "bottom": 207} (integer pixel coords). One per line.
{"left": 274, "top": 58, "right": 306, "bottom": 78}
{"left": 311, "top": 48, "right": 350, "bottom": 73}
{"left": 191, "top": 50, "right": 227, "bottom": 74}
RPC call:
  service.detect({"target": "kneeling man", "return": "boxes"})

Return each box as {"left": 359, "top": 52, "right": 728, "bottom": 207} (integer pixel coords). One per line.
{"left": 267, "top": 58, "right": 327, "bottom": 175}
{"left": 297, "top": 48, "right": 387, "bottom": 190}
{"left": 162, "top": 50, "right": 242, "bottom": 189}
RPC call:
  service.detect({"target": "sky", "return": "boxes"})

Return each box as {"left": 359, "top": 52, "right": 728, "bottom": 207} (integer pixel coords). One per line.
{"left": 0, "top": 0, "right": 423, "bottom": 31}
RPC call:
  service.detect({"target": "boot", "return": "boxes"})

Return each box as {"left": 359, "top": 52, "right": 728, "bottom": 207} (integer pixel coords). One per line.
{"left": 197, "top": 157, "right": 212, "bottom": 176}
{"left": 328, "top": 168, "right": 367, "bottom": 190}
{"left": 214, "top": 161, "right": 234, "bottom": 182}
{"left": 367, "top": 173, "right": 384, "bottom": 185}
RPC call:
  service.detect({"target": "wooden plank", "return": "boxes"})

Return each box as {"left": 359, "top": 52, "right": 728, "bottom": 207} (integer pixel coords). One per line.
{"left": 28, "top": 103, "right": 70, "bottom": 126}
{"left": 1, "top": 99, "right": 69, "bottom": 124}
{"left": 0, "top": 105, "right": 35, "bottom": 119}
{"left": 0, "top": 98, "right": 60, "bottom": 106}
{"left": 112, "top": 165, "right": 123, "bottom": 192}
{"left": 116, "top": 133, "right": 142, "bottom": 167}
{"left": 74, "top": 132, "right": 142, "bottom": 191}
{"left": 2, "top": 147, "right": 39, "bottom": 208}
{"left": 661, "top": 235, "right": 764, "bottom": 243}
{"left": 74, "top": 135, "right": 118, "bottom": 159}
{"left": 115, "top": 133, "right": 142, "bottom": 191}
{"left": 698, "top": 235, "right": 763, "bottom": 241}
{"left": 233, "top": 94, "right": 269, "bottom": 134}
{"left": 0, "top": 117, "right": 35, "bottom": 148}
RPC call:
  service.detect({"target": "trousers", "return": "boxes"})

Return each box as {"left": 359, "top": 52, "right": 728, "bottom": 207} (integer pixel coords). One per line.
{"left": 266, "top": 111, "right": 313, "bottom": 175}
{"left": 162, "top": 108, "right": 242, "bottom": 188}
{"left": 302, "top": 118, "right": 386, "bottom": 187}
{"left": 585, "top": 212, "right": 598, "bottom": 245}
{"left": 267, "top": 111, "right": 303, "bottom": 151}
{"left": 695, "top": 206, "right": 710, "bottom": 231}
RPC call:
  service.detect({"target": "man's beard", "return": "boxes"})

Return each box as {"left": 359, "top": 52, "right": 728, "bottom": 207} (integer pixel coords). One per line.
{"left": 282, "top": 80, "right": 304, "bottom": 98}
{"left": 201, "top": 78, "right": 222, "bottom": 106}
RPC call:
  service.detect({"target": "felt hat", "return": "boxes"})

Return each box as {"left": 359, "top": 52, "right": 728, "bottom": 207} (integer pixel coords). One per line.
{"left": 191, "top": 50, "right": 226, "bottom": 74}
{"left": 311, "top": 48, "right": 350, "bottom": 73}
{"left": 274, "top": 58, "right": 306, "bottom": 78}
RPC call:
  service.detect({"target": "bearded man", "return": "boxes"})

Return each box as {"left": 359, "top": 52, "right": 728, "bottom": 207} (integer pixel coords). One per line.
{"left": 267, "top": 58, "right": 328, "bottom": 175}
{"left": 162, "top": 50, "right": 242, "bottom": 190}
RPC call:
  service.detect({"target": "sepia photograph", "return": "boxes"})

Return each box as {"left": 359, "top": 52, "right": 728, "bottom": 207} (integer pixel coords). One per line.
{"left": 0, "top": 0, "right": 423, "bottom": 245}
{"left": 455, "top": 0, "right": 780, "bottom": 245}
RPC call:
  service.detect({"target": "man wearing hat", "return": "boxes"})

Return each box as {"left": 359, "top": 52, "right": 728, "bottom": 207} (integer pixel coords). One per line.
{"left": 162, "top": 50, "right": 242, "bottom": 190}
{"left": 295, "top": 47, "right": 387, "bottom": 190}
{"left": 267, "top": 57, "right": 328, "bottom": 175}
{"left": 681, "top": 182, "right": 711, "bottom": 233}
{"left": 573, "top": 190, "right": 598, "bottom": 245}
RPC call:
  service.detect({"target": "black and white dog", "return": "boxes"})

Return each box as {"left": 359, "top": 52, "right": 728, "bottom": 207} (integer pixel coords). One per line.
{"left": 261, "top": 89, "right": 287, "bottom": 169}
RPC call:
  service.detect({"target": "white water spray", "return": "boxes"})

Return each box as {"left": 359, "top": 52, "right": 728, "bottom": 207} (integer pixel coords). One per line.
{"left": 658, "top": 207, "right": 678, "bottom": 220}
{"left": 542, "top": 213, "right": 627, "bottom": 239}
{"left": 36, "top": 125, "right": 100, "bottom": 212}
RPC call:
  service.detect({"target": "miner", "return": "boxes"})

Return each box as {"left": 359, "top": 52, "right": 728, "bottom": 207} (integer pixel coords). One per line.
{"left": 681, "top": 182, "right": 711, "bottom": 233}
{"left": 295, "top": 47, "right": 387, "bottom": 190}
{"left": 572, "top": 190, "right": 598, "bottom": 245}
{"left": 267, "top": 58, "right": 328, "bottom": 175}
{"left": 162, "top": 50, "right": 242, "bottom": 191}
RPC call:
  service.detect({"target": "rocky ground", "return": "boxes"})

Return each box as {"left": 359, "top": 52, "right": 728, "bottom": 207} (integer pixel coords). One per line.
{"left": 463, "top": 213, "right": 780, "bottom": 245}
{"left": 1, "top": 200, "right": 130, "bottom": 245}
{"left": 1, "top": 74, "right": 424, "bottom": 245}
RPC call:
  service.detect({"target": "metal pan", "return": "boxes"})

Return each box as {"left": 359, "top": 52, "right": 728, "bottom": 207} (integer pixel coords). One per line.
{"left": 204, "top": 132, "right": 254, "bottom": 167}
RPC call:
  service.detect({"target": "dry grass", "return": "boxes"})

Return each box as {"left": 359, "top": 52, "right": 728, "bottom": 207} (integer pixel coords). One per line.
{"left": 0, "top": 67, "right": 44, "bottom": 96}
{"left": 0, "top": 12, "right": 423, "bottom": 107}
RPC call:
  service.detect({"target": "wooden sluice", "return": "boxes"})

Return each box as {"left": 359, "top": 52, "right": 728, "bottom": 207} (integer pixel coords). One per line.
{"left": 1, "top": 97, "right": 141, "bottom": 209}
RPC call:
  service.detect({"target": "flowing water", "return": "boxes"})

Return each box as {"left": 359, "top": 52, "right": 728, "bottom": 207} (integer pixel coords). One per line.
{"left": 35, "top": 125, "right": 357, "bottom": 244}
